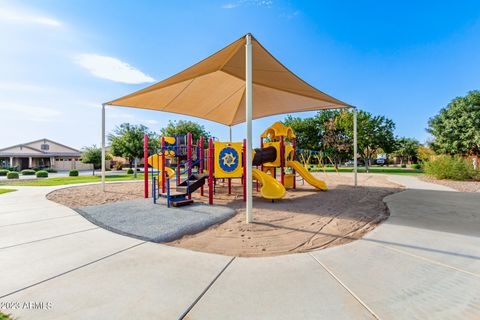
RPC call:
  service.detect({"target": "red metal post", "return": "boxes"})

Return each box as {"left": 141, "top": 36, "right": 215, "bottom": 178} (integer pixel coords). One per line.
{"left": 292, "top": 138, "right": 297, "bottom": 189}
{"left": 187, "top": 132, "right": 192, "bottom": 199}
{"left": 228, "top": 178, "right": 232, "bottom": 194}
{"left": 200, "top": 136, "right": 204, "bottom": 196}
{"left": 144, "top": 134, "right": 149, "bottom": 198}
{"left": 280, "top": 136, "right": 285, "bottom": 185}
{"left": 208, "top": 138, "right": 214, "bottom": 205}
{"left": 243, "top": 138, "right": 246, "bottom": 202}
{"left": 176, "top": 137, "right": 180, "bottom": 185}
{"left": 161, "top": 137, "right": 166, "bottom": 194}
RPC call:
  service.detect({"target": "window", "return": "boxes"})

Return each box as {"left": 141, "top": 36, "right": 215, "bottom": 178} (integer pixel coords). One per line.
{"left": 41, "top": 144, "right": 49, "bottom": 151}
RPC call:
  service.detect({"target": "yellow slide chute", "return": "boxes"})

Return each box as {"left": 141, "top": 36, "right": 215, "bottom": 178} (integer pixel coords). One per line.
{"left": 147, "top": 154, "right": 176, "bottom": 183}
{"left": 287, "top": 160, "right": 328, "bottom": 191}
{"left": 252, "top": 168, "right": 286, "bottom": 199}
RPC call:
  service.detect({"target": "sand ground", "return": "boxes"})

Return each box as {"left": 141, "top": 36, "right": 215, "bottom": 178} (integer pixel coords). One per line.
{"left": 47, "top": 173, "right": 402, "bottom": 257}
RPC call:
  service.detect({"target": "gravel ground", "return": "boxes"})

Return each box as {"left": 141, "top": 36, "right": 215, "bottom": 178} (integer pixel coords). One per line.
{"left": 76, "top": 199, "right": 235, "bottom": 243}
{"left": 420, "top": 176, "right": 480, "bottom": 192}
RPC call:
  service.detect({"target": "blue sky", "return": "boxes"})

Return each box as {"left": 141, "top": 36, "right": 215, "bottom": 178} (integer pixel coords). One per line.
{"left": 1, "top": 0, "right": 480, "bottom": 149}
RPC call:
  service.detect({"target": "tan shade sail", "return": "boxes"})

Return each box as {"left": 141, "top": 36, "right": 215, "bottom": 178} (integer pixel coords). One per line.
{"left": 107, "top": 34, "right": 351, "bottom": 126}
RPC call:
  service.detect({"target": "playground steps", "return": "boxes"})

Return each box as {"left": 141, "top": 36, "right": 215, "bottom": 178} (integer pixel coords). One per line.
{"left": 176, "top": 173, "right": 208, "bottom": 195}
{"left": 171, "top": 199, "right": 194, "bottom": 207}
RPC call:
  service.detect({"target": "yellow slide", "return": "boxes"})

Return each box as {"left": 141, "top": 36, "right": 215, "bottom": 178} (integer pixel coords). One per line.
{"left": 252, "top": 168, "right": 286, "bottom": 200}
{"left": 287, "top": 160, "right": 328, "bottom": 191}
{"left": 147, "top": 154, "right": 176, "bottom": 182}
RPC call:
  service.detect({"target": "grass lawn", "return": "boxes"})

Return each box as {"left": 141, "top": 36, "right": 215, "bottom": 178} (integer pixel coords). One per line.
{"left": 0, "top": 312, "right": 14, "bottom": 320}
{"left": 0, "top": 174, "right": 145, "bottom": 187}
{"left": 0, "top": 188, "right": 17, "bottom": 195}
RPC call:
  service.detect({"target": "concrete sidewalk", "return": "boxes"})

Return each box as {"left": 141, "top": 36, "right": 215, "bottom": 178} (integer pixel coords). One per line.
{"left": 0, "top": 175, "right": 479, "bottom": 319}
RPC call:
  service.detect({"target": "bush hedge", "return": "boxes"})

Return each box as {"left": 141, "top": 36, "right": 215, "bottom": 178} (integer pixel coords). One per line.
{"left": 36, "top": 170, "right": 48, "bottom": 178}
{"left": 0, "top": 169, "right": 8, "bottom": 176}
{"left": 69, "top": 170, "right": 79, "bottom": 177}
{"left": 126, "top": 168, "right": 134, "bottom": 174}
{"left": 46, "top": 168, "right": 58, "bottom": 173}
{"left": 114, "top": 162, "right": 124, "bottom": 170}
{"left": 424, "top": 155, "right": 477, "bottom": 180}
{"left": 7, "top": 172, "right": 19, "bottom": 179}
{"left": 21, "top": 169, "right": 36, "bottom": 175}
{"left": 411, "top": 164, "right": 421, "bottom": 170}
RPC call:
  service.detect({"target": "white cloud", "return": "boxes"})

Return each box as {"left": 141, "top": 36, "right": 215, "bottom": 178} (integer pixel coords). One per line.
{"left": 0, "top": 103, "right": 62, "bottom": 122}
{"left": 145, "top": 119, "right": 159, "bottom": 125}
{"left": 0, "top": 6, "right": 62, "bottom": 27}
{"left": 74, "top": 54, "right": 155, "bottom": 84}
{"left": 222, "top": 0, "right": 273, "bottom": 9}
{"left": 0, "top": 82, "right": 55, "bottom": 93}
{"left": 222, "top": 3, "right": 239, "bottom": 9}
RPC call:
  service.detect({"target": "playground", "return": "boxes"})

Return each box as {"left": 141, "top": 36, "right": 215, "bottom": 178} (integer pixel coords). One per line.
{"left": 47, "top": 121, "right": 403, "bottom": 256}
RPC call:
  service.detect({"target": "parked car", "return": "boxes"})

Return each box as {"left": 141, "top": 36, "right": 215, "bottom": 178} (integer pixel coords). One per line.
{"left": 375, "top": 158, "right": 386, "bottom": 166}
{"left": 344, "top": 159, "right": 365, "bottom": 166}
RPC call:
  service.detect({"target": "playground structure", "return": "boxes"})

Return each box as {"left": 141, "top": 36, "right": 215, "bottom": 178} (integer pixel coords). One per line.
{"left": 143, "top": 122, "right": 328, "bottom": 207}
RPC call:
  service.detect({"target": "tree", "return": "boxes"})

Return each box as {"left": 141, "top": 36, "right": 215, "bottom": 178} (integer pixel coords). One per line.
{"left": 428, "top": 90, "right": 480, "bottom": 156}
{"left": 284, "top": 115, "right": 322, "bottom": 151}
{"left": 108, "top": 123, "right": 159, "bottom": 177}
{"left": 81, "top": 145, "right": 104, "bottom": 176}
{"left": 160, "top": 120, "right": 210, "bottom": 145}
{"left": 337, "top": 110, "right": 396, "bottom": 171}
{"left": 392, "top": 137, "right": 420, "bottom": 165}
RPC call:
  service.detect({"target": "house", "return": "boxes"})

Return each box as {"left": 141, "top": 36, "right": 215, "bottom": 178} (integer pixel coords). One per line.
{"left": 0, "top": 138, "right": 92, "bottom": 171}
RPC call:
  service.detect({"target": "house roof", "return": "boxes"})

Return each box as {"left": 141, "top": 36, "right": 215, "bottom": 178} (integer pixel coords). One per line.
{"left": 0, "top": 138, "right": 81, "bottom": 157}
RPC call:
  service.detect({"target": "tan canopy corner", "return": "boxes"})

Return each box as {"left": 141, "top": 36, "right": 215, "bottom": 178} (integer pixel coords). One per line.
{"left": 106, "top": 34, "right": 351, "bottom": 126}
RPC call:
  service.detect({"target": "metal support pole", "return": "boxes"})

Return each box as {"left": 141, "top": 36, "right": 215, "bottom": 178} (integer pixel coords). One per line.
{"left": 353, "top": 107, "right": 358, "bottom": 187}
{"left": 245, "top": 33, "right": 253, "bottom": 223}
{"left": 229, "top": 126, "right": 232, "bottom": 142}
{"left": 101, "top": 103, "right": 106, "bottom": 192}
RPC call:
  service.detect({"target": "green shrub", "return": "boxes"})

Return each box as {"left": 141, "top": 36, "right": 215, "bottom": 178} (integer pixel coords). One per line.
{"left": 400, "top": 164, "right": 407, "bottom": 168}
{"left": 424, "top": 155, "right": 476, "bottom": 180}
{"left": 0, "top": 169, "right": 8, "bottom": 176}
{"left": 126, "top": 168, "right": 134, "bottom": 174}
{"left": 46, "top": 168, "right": 57, "bottom": 173}
{"left": 411, "top": 164, "right": 421, "bottom": 170}
{"left": 114, "top": 162, "right": 124, "bottom": 170}
{"left": 69, "top": 170, "right": 79, "bottom": 177}
{"left": 7, "top": 172, "right": 19, "bottom": 179}
{"left": 21, "top": 169, "right": 36, "bottom": 175}
{"left": 36, "top": 170, "right": 48, "bottom": 178}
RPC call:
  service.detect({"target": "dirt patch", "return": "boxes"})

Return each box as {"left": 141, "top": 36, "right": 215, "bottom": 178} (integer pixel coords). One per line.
{"left": 47, "top": 181, "right": 150, "bottom": 208}
{"left": 47, "top": 174, "right": 402, "bottom": 256}
{"left": 420, "top": 176, "right": 480, "bottom": 193}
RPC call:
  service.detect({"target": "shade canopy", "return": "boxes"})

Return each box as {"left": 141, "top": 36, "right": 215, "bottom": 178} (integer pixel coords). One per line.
{"left": 107, "top": 34, "right": 351, "bottom": 126}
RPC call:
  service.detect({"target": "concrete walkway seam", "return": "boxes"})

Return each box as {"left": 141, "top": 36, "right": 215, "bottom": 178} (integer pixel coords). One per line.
{"left": 0, "top": 214, "right": 76, "bottom": 228}
{"left": 0, "top": 241, "right": 147, "bottom": 299}
{"left": 0, "top": 227, "right": 99, "bottom": 250}
{"left": 180, "top": 256, "right": 236, "bottom": 320}
{"left": 309, "top": 253, "right": 381, "bottom": 320}
{"left": 380, "top": 244, "right": 480, "bottom": 278}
